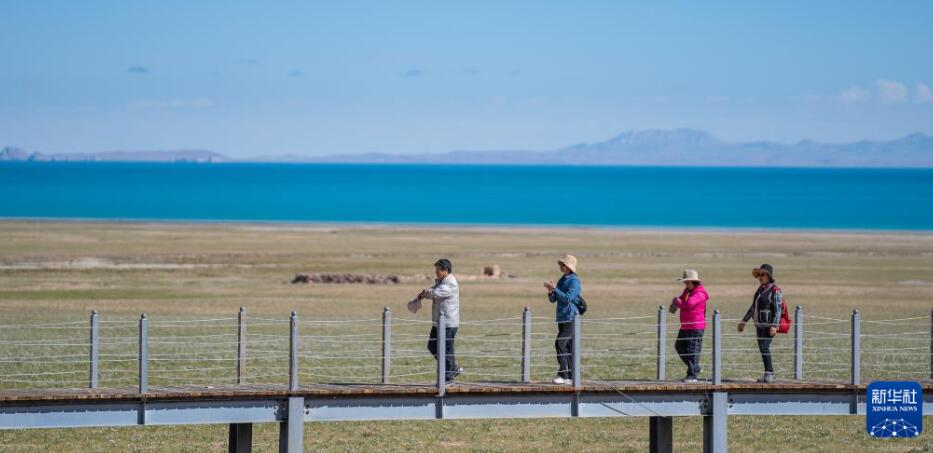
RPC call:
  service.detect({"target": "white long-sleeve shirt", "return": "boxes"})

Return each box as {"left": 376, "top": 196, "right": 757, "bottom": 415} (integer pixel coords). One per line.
{"left": 424, "top": 274, "right": 460, "bottom": 327}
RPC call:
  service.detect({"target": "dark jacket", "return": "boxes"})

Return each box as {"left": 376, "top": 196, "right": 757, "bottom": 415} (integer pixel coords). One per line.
{"left": 742, "top": 283, "right": 783, "bottom": 328}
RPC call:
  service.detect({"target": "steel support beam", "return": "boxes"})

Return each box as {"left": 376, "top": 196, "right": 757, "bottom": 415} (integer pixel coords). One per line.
{"left": 228, "top": 423, "right": 252, "bottom": 453}
{"left": 278, "top": 397, "right": 304, "bottom": 453}
{"left": 703, "top": 392, "right": 728, "bottom": 453}
{"left": 2, "top": 390, "right": 932, "bottom": 430}
{"left": 649, "top": 416, "right": 673, "bottom": 453}
{"left": 0, "top": 399, "right": 281, "bottom": 429}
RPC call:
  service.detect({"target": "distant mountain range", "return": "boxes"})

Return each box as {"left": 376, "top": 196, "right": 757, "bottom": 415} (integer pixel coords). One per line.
{"left": 4, "top": 129, "right": 933, "bottom": 167}
{"left": 0, "top": 148, "right": 226, "bottom": 163}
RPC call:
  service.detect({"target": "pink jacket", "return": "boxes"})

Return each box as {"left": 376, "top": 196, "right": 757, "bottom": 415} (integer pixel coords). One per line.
{"left": 673, "top": 284, "right": 708, "bottom": 330}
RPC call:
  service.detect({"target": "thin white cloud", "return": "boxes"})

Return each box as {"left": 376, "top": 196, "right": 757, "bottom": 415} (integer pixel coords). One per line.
{"left": 839, "top": 86, "right": 869, "bottom": 103}
{"left": 876, "top": 79, "right": 908, "bottom": 103}
{"left": 915, "top": 83, "right": 933, "bottom": 104}
{"left": 129, "top": 98, "right": 215, "bottom": 109}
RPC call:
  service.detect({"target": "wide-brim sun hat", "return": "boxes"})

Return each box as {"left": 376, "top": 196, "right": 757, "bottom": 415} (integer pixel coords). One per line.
{"left": 752, "top": 264, "right": 774, "bottom": 279}
{"left": 677, "top": 269, "right": 702, "bottom": 283}
{"left": 558, "top": 254, "right": 578, "bottom": 273}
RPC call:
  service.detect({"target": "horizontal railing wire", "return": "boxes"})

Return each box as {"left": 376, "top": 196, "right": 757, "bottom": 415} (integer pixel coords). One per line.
{"left": 2, "top": 308, "right": 933, "bottom": 390}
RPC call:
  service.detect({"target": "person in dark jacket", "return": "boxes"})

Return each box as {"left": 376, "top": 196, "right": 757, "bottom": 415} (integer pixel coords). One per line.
{"left": 545, "top": 254, "right": 580, "bottom": 385}
{"left": 738, "top": 263, "right": 783, "bottom": 383}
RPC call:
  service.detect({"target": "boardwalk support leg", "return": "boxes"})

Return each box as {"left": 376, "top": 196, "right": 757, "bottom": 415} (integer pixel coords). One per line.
{"left": 279, "top": 397, "right": 304, "bottom": 453}
{"left": 648, "top": 416, "right": 673, "bottom": 453}
{"left": 228, "top": 423, "right": 253, "bottom": 453}
{"left": 703, "top": 392, "right": 728, "bottom": 453}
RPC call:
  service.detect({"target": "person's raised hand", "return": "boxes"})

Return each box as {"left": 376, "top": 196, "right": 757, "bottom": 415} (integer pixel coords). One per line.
{"left": 544, "top": 281, "right": 556, "bottom": 292}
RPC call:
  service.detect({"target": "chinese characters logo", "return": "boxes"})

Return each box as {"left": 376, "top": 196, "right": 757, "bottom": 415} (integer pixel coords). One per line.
{"left": 867, "top": 381, "right": 922, "bottom": 438}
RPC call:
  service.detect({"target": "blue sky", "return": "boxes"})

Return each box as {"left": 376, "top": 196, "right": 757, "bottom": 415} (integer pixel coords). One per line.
{"left": 1, "top": 0, "right": 932, "bottom": 157}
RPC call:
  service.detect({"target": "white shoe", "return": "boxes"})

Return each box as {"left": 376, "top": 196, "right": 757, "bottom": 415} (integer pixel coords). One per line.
{"left": 756, "top": 372, "right": 775, "bottom": 383}
{"left": 553, "top": 377, "right": 567, "bottom": 384}
{"left": 682, "top": 377, "right": 698, "bottom": 383}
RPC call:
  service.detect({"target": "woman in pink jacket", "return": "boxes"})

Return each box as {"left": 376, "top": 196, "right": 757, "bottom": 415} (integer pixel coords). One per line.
{"left": 669, "top": 269, "right": 709, "bottom": 383}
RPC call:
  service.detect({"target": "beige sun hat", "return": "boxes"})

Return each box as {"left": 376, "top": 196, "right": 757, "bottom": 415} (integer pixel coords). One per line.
{"left": 677, "top": 269, "right": 702, "bottom": 283}
{"left": 558, "top": 254, "right": 578, "bottom": 273}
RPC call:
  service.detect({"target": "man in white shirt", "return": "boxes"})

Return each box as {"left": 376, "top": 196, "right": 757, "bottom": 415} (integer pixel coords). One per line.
{"left": 415, "top": 258, "right": 462, "bottom": 382}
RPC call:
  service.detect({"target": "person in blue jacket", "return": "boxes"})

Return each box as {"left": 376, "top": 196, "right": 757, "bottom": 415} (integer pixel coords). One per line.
{"left": 545, "top": 254, "right": 581, "bottom": 384}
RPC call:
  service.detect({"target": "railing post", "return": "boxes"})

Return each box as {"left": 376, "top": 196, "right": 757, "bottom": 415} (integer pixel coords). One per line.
{"left": 572, "top": 315, "right": 581, "bottom": 389}
{"left": 712, "top": 310, "right": 721, "bottom": 385}
{"left": 237, "top": 307, "right": 246, "bottom": 385}
{"left": 138, "top": 313, "right": 148, "bottom": 394}
{"left": 851, "top": 309, "right": 860, "bottom": 385}
{"left": 521, "top": 307, "right": 531, "bottom": 383}
{"left": 382, "top": 306, "right": 391, "bottom": 384}
{"left": 437, "top": 314, "right": 446, "bottom": 396}
{"left": 289, "top": 311, "right": 298, "bottom": 391}
{"left": 657, "top": 305, "right": 666, "bottom": 381}
{"left": 794, "top": 305, "right": 803, "bottom": 380}
{"left": 930, "top": 308, "right": 933, "bottom": 380}
{"left": 705, "top": 310, "right": 727, "bottom": 453}
{"left": 89, "top": 310, "right": 99, "bottom": 389}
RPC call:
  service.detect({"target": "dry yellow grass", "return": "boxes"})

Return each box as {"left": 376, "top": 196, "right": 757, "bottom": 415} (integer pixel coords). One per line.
{"left": 1, "top": 220, "right": 933, "bottom": 451}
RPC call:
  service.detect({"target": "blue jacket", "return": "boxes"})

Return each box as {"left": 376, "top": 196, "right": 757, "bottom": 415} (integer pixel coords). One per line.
{"left": 548, "top": 272, "right": 581, "bottom": 322}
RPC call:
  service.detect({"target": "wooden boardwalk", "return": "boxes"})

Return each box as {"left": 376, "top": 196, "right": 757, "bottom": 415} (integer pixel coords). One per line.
{"left": 3, "top": 379, "right": 928, "bottom": 453}
{"left": 1, "top": 379, "right": 922, "bottom": 404}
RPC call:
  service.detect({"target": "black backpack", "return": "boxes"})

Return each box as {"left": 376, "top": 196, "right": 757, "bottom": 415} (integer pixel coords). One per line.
{"left": 574, "top": 295, "right": 588, "bottom": 315}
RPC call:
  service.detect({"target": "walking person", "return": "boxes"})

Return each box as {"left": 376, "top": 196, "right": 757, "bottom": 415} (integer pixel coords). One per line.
{"left": 413, "top": 258, "right": 462, "bottom": 383}
{"left": 545, "top": 254, "right": 581, "bottom": 385}
{"left": 738, "top": 264, "right": 783, "bottom": 383}
{"left": 669, "top": 269, "right": 708, "bottom": 383}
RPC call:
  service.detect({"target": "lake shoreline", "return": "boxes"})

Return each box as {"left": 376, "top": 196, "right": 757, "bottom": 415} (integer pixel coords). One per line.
{"left": 2, "top": 217, "right": 932, "bottom": 236}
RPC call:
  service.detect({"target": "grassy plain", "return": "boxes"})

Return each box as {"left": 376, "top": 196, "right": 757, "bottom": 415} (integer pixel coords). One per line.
{"left": 1, "top": 220, "right": 933, "bottom": 452}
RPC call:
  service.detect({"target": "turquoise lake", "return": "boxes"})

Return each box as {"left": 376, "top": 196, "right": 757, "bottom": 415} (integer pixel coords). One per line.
{"left": 1, "top": 162, "right": 932, "bottom": 230}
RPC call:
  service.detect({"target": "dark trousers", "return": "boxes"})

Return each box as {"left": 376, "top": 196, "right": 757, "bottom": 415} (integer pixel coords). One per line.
{"left": 427, "top": 326, "right": 458, "bottom": 378}
{"left": 555, "top": 321, "right": 574, "bottom": 379}
{"left": 756, "top": 326, "right": 774, "bottom": 373}
{"left": 675, "top": 329, "right": 704, "bottom": 378}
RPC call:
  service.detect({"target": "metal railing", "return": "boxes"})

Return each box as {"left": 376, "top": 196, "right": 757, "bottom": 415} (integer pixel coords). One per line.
{"left": 0, "top": 305, "right": 931, "bottom": 393}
